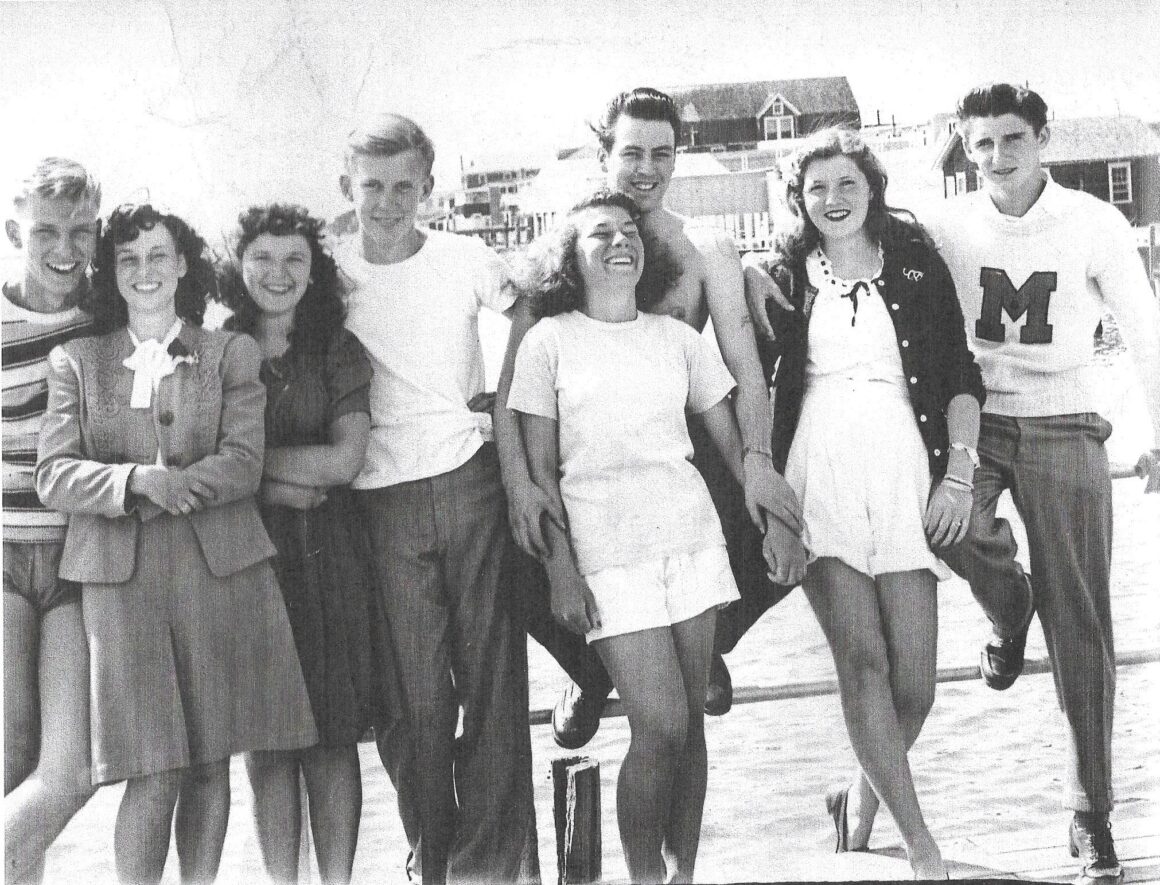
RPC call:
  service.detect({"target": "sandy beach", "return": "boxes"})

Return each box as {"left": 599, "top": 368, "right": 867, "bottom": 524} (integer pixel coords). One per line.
{"left": 36, "top": 470, "right": 1160, "bottom": 883}
{"left": 21, "top": 338, "right": 1160, "bottom": 884}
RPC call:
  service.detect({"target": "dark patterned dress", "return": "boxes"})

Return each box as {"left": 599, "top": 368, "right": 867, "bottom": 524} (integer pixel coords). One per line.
{"left": 259, "top": 329, "right": 401, "bottom": 746}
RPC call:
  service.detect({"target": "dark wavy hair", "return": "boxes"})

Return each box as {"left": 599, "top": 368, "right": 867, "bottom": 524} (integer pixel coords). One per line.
{"left": 957, "top": 83, "right": 1049, "bottom": 135}
{"left": 88, "top": 204, "right": 213, "bottom": 334}
{"left": 215, "top": 204, "right": 344, "bottom": 357}
{"left": 526, "top": 190, "right": 682, "bottom": 319}
{"left": 775, "top": 127, "right": 920, "bottom": 265}
{"left": 590, "top": 87, "right": 681, "bottom": 154}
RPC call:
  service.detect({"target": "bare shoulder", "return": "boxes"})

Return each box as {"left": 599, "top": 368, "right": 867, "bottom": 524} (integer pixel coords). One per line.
{"left": 681, "top": 216, "right": 739, "bottom": 261}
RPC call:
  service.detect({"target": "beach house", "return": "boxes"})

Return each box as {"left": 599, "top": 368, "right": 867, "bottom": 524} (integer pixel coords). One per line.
{"left": 668, "top": 77, "right": 861, "bottom": 151}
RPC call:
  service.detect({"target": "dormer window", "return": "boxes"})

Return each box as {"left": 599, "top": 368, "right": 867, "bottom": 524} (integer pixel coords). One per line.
{"left": 758, "top": 93, "right": 798, "bottom": 140}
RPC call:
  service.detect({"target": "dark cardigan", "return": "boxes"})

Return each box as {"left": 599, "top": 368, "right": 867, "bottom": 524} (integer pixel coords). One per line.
{"left": 758, "top": 217, "right": 985, "bottom": 481}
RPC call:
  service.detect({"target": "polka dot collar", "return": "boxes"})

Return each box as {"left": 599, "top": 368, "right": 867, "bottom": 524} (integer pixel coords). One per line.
{"left": 809, "top": 244, "right": 885, "bottom": 288}
{"left": 808, "top": 245, "right": 885, "bottom": 326}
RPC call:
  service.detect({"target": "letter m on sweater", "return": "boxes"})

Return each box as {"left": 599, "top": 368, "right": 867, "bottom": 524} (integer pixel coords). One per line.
{"left": 975, "top": 268, "right": 1056, "bottom": 344}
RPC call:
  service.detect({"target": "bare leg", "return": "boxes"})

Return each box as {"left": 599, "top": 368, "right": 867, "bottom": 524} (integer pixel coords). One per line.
{"left": 663, "top": 609, "right": 717, "bottom": 884}
{"left": 4, "top": 593, "right": 39, "bottom": 795}
{"left": 593, "top": 627, "right": 688, "bottom": 885}
{"left": 804, "top": 558, "right": 944, "bottom": 878}
{"left": 302, "top": 744, "right": 362, "bottom": 885}
{"left": 244, "top": 750, "right": 302, "bottom": 883}
{"left": 847, "top": 571, "right": 939, "bottom": 849}
{"left": 4, "top": 601, "right": 95, "bottom": 882}
{"left": 175, "top": 760, "right": 230, "bottom": 885}
{"left": 115, "top": 769, "right": 183, "bottom": 885}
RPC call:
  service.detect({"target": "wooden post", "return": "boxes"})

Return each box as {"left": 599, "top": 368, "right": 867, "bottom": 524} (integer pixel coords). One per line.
{"left": 552, "top": 756, "right": 601, "bottom": 885}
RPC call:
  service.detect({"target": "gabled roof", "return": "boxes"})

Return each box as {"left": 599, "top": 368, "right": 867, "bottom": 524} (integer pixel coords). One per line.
{"left": 933, "top": 115, "right": 1160, "bottom": 169}
{"left": 667, "top": 77, "right": 858, "bottom": 122}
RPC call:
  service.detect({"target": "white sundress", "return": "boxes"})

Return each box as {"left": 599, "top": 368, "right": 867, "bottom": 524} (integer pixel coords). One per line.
{"left": 785, "top": 247, "right": 950, "bottom": 581}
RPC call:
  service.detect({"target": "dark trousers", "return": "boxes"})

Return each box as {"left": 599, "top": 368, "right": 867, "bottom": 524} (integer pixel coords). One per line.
{"left": 358, "top": 444, "right": 540, "bottom": 884}
{"left": 942, "top": 412, "right": 1115, "bottom": 813}
{"left": 512, "top": 416, "right": 795, "bottom": 700}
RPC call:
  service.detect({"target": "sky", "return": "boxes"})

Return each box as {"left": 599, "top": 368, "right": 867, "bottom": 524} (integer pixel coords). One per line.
{"left": 2, "top": 0, "right": 1159, "bottom": 242}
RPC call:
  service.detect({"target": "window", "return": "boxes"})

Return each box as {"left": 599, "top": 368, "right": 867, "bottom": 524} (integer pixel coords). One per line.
{"left": 770, "top": 98, "right": 785, "bottom": 116}
{"left": 763, "top": 115, "right": 795, "bottom": 140}
{"left": 1108, "top": 162, "right": 1132, "bottom": 204}
{"left": 955, "top": 171, "right": 967, "bottom": 195}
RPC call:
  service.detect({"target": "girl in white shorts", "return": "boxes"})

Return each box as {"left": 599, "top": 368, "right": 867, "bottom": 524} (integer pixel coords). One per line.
{"left": 754, "top": 129, "right": 984, "bottom": 879}
{"left": 507, "top": 190, "right": 764, "bottom": 884}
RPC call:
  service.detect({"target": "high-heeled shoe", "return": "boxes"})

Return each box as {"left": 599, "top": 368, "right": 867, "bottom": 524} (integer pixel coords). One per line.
{"left": 824, "top": 786, "right": 869, "bottom": 853}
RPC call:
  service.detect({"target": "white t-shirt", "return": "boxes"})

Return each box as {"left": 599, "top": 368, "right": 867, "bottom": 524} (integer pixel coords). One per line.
{"left": 507, "top": 310, "right": 736, "bottom": 574}
{"left": 337, "top": 230, "right": 515, "bottom": 488}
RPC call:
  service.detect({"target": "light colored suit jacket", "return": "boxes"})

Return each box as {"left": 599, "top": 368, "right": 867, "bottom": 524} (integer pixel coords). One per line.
{"left": 36, "top": 322, "right": 275, "bottom": 583}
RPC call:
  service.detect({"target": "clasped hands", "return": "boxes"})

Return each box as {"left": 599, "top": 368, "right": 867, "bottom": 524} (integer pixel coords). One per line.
{"left": 129, "top": 465, "right": 216, "bottom": 516}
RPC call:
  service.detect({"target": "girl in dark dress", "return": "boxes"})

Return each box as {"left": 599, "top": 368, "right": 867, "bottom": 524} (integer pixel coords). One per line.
{"left": 217, "top": 204, "right": 400, "bottom": 884}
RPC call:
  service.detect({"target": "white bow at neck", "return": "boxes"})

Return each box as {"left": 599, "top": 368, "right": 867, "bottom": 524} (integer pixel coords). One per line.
{"left": 123, "top": 320, "right": 185, "bottom": 409}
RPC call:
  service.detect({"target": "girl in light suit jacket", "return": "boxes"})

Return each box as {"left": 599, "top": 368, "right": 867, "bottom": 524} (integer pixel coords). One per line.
{"left": 36, "top": 204, "right": 317, "bottom": 885}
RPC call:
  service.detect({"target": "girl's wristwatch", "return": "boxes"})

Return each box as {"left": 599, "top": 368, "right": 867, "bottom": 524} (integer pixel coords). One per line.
{"left": 950, "top": 442, "right": 980, "bottom": 469}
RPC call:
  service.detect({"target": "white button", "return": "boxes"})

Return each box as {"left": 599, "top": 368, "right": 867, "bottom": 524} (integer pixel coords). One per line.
{"left": 875, "top": 279, "right": 884, "bottom": 287}
{"left": 891, "top": 303, "right": 899, "bottom": 310}
{"left": 909, "top": 376, "right": 918, "bottom": 384}
{"left": 934, "top": 448, "right": 941, "bottom": 456}
{"left": 919, "top": 414, "right": 927, "bottom": 422}
{"left": 901, "top": 340, "right": 909, "bottom": 347}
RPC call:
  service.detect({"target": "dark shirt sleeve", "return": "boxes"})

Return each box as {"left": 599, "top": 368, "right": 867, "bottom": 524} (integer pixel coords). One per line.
{"left": 929, "top": 250, "right": 986, "bottom": 410}
{"left": 326, "top": 329, "right": 372, "bottom": 422}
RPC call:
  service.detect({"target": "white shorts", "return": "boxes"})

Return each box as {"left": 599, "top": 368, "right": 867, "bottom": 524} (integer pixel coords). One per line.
{"left": 786, "top": 377, "right": 950, "bottom": 581}
{"left": 583, "top": 545, "right": 740, "bottom": 644}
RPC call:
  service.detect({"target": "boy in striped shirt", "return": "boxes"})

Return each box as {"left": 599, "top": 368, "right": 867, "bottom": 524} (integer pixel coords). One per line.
{"left": 3, "top": 157, "right": 100, "bottom": 880}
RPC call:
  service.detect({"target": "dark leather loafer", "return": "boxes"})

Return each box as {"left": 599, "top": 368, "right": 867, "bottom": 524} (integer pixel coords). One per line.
{"left": 705, "top": 653, "right": 733, "bottom": 716}
{"left": 1069, "top": 813, "right": 1123, "bottom": 881}
{"left": 980, "top": 573, "right": 1035, "bottom": 691}
{"left": 551, "top": 682, "right": 609, "bottom": 750}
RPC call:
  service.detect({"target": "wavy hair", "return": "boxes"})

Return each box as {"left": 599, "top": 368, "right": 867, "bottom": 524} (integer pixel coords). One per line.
{"left": 589, "top": 87, "right": 682, "bottom": 154}
{"left": 957, "top": 83, "right": 1048, "bottom": 134}
{"left": 215, "top": 203, "right": 345, "bottom": 357}
{"left": 774, "top": 127, "right": 921, "bottom": 265}
{"left": 88, "top": 204, "right": 213, "bottom": 333}
{"left": 521, "top": 190, "right": 682, "bottom": 319}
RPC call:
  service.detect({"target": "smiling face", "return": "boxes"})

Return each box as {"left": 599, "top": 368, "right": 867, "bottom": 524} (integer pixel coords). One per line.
{"left": 7, "top": 194, "right": 99, "bottom": 304}
{"left": 341, "top": 149, "right": 433, "bottom": 260}
{"left": 800, "top": 155, "right": 871, "bottom": 243}
{"left": 960, "top": 113, "right": 1047, "bottom": 206}
{"left": 113, "top": 224, "right": 186, "bottom": 319}
{"left": 241, "top": 232, "right": 312, "bottom": 318}
{"left": 573, "top": 204, "right": 643, "bottom": 299}
{"left": 600, "top": 115, "right": 676, "bottom": 213}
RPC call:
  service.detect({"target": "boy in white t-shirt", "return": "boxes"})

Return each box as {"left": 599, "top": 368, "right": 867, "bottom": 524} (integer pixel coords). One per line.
{"left": 931, "top": 84, "right": 1160, "bottom": 884}
{"left": 336, "top": 114, "right": 538, "bottom": 885}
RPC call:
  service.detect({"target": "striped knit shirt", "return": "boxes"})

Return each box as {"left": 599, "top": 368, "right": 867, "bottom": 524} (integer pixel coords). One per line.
{"left": 3, "top": 288, "right": 94, "bottom": 543}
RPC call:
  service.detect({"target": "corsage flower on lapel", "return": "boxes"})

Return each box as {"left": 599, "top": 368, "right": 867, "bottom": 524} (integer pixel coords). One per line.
{"left": 167, "top": 338, "right": 200, "bottom": 367}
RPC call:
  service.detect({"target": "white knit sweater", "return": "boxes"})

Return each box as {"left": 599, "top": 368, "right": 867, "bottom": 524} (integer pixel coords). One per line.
{"left": 928, "top": 177, "right": 1160, "bottom": 443}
